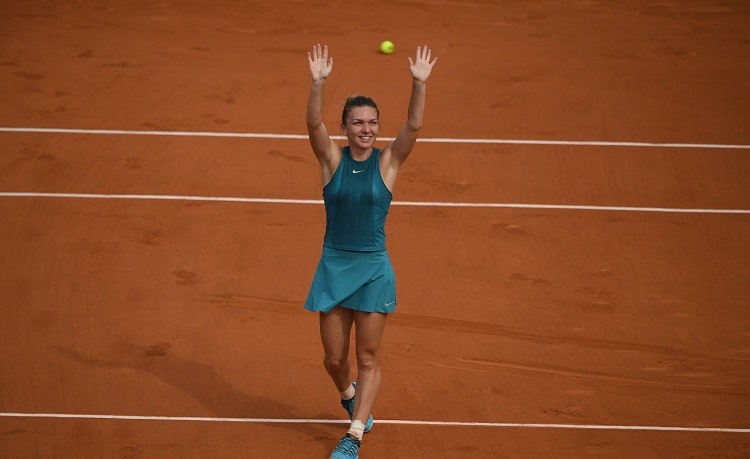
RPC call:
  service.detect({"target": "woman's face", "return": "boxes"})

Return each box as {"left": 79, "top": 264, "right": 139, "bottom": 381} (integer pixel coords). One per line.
{"left": 344, "top": 106, "right": 379, "bottom": 150}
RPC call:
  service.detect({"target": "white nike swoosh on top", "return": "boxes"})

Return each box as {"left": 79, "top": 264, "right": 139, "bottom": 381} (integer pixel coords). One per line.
{"left": 352, "top": 169, "right": 365, "bottom": 173}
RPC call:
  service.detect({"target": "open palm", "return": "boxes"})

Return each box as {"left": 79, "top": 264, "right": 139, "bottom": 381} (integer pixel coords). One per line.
{"left": 408, "top": 45, "right": 437, "bottom": 83}
{"left": 308, "top": 43, "right": 333, "bottom": 81}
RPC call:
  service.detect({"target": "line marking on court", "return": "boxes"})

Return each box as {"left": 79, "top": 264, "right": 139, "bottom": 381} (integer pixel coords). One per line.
{"left": 1, "top": 192, "right": 748, "bottom": 214}
{"left": 1, "top": 413, "right": 748, "bottom": 433}
{"left": 2, "top": 126, "right": 749, "bottom": 149}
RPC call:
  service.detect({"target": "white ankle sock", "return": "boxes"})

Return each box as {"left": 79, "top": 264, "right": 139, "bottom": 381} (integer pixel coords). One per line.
{"left": 340, "top": 383, "right": 355, "bottom": 400}
{"left": 347, "top": 420, "right": 365, "bottom": 440}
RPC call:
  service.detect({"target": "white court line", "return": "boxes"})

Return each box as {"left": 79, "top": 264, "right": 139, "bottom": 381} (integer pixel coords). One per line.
{"left": 1, "top": 412, "right": 748, "bottom": 433}
{"left": 2, "top": 131, "right": 746, "bottom": 437}
{"left": 0, "top": 192, "right": 748, "bottom": 214}
{"left": 1, "top": 126, "right": 750, "bottom": 149}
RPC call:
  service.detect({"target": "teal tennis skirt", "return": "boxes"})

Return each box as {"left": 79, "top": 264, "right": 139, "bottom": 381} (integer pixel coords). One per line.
{"left": 304, "top": 247, "right": 396, "bottom": 314}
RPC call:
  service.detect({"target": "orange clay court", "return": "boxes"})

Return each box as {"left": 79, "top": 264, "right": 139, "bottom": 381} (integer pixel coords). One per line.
{"left": 1, "top": 1, "right": 749, "bottom": 458}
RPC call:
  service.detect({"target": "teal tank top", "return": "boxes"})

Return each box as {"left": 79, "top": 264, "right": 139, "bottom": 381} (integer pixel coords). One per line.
{"left": 322, "top": 147, "right": 393, "bottom": 251}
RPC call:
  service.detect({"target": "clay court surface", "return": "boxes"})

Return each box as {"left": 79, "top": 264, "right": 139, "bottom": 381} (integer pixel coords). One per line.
{"left": 1, "top": 1, "right": 750, "bottom": 457}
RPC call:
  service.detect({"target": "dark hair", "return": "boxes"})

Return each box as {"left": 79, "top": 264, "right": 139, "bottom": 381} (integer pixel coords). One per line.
{"left": 341, "top": 95, "right": 379, "bottom": 127}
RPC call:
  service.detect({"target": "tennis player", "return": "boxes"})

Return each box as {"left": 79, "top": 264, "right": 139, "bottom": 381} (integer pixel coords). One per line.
{"left": 304, "top": 43, "right": 437, "bottom": 459}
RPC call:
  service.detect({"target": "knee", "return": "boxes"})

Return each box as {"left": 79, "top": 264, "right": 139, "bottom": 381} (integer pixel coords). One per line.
{"left": 323, "top": 355, "right": 348, "bottom": 373}
{"left": 356, "top": 350, "right": 379, "bottom": 372}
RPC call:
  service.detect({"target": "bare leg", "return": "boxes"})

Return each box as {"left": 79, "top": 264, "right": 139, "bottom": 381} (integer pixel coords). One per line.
{"left": 351, "top": 311, "right": 388, "bottom": 425}
{"left": 319, "top": 307, "right": 355, "bottom": 392}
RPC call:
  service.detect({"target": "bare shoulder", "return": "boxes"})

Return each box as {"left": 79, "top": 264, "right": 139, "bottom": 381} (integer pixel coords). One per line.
{"left": 378, "top": 143, "right": 401, "bottom": 191}
{"left": 320, "top": 139, "right": 343, "bottom": 186}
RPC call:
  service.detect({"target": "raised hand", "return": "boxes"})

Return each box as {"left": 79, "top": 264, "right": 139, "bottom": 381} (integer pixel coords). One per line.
{"left": 408, "top": 45, "right": 437, "bottom": 83}
{"left": 308, "top": 43, "right": 333, "bottom": 81}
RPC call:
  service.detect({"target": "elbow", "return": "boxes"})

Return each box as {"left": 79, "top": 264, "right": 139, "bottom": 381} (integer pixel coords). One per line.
{"left": 406, "top": 111, "right": 425, "bottom": 132}
{"left": 306, "top": 118, "right": 322, "bottom": 131}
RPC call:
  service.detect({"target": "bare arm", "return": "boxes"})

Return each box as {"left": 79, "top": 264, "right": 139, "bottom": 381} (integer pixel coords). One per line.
{"left": 306, "top": 44, "right": 340, "bottom": 183}
{"left": 380, "top": 46, "right": 438, "bottom": 190}
{"left": 389, "top": 45, "right": 438, "bottom": 164}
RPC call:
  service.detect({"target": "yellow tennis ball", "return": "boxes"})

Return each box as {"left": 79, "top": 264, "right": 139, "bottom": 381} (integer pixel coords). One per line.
{"left": 379, "top": 40, "right": 394, "bottom": 55}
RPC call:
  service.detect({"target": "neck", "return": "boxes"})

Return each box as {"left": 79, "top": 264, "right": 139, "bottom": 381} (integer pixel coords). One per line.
{"left": 348, "top": 145, "right": 373, "bottom": 160}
